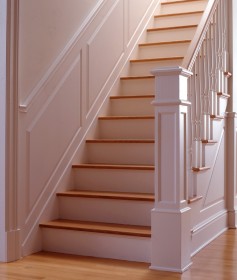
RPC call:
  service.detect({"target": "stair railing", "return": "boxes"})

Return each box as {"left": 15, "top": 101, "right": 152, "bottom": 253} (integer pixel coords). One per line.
{"left": 183, "top": 0, "right": 230, "bottom": 197}
{"left": 151, "top": 0, "right": 230, "bottom": 271}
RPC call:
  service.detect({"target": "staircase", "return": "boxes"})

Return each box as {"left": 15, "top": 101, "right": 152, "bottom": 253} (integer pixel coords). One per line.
{"left": 40, "top": 0, "right": 208, "bottom": 263}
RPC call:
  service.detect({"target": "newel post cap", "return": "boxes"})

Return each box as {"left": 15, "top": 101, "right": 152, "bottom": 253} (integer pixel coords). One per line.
{"left": 151, "top": 66, "right": 193, "bottom": 78}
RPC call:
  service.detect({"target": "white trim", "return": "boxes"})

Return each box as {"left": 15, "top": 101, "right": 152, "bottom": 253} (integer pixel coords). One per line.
{"left": 0, "top": 0, "right": 7, "bottom": 262}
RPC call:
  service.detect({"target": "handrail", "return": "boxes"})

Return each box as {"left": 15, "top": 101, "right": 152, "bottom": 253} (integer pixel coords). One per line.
{"left": 182, "top": 0, "right": 219, "bottom": 71}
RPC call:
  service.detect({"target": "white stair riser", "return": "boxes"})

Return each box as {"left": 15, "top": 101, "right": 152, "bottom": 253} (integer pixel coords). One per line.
{"left": 120, "top": 78, "right": 154, "bottom": 96}
{"left": 41, "top": 228, "right": 151, "bottom": 262}
{"left": 217, "top": 97, "right": 228, "bottom": 116}
{"left": 98, "top": 119, "right": 154, "bottom": 139}
{"left": 110, "top": 98, "right": 154, "bottom": 116}
{"left": 129, "top": 59, "right": 182, "bottom": 76}
{"left": 154, "top": 13, "right": 203, "bottom": 28}
{"left": 73, "top": 168, "right": 154, "bottom": 193}
{"left": 160, "top": 1, "right": 207, "bottom": 14}
{"left": 58, "top": 197, "right": 153, "bottom": 226}
{"left": 87, "top": 143, "right": 154, "bottom": 165}
{"left": 146, "top": 27, "right": 196, "bottom": 43}
{"left": 138, "top": 42, "right": 189, "bottom": 59}
{"left": 210, "top": 119, "right": 224, "bottom": 141}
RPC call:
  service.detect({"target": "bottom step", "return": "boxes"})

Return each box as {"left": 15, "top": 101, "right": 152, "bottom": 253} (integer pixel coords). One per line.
{"left": 40, "top": 220, "right": 151, "bottom": 262}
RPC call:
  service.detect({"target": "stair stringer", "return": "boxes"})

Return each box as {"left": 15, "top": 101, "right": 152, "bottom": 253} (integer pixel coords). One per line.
{"left": 189, "top": 121, "right": 228, "bottom": 256}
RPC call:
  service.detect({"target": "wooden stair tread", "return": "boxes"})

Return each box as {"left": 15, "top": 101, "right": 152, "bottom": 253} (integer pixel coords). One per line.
{"left": 202, "top": 139, "right": 218, "bottom": 144}
{"left": 192, "top": 166, "right": 211, "bottom": 172}
{"left": 154, "top": 10, "right": 203, "bottom": 18}
{"left": 161, "top": 0, "right": 205, "bottom": 5}
{"left": 139, "top": 40, "right": 191, "bottom": 47}
{"left": 130, "top": 56, "right": 184, "bottom": 63}
{"left": 86, "top": 139, "right": 154, "bottom": 144}
{"left": 210, "top": 115, "right": 224, "bottom": 120}
{"left": 110, "top": 94, "right": 154, "bottom": 99}
{"left": 72, "top": 163, "right": 155, "bottom": 170}
{"left": 147, "top": 25, "right": 198, "bottom": 32}
{"left": 188, "top": 196, "right": 203, "bottom": 204}
{"left": 98, "top": 115, "right": 154, "bottom": 120}
{"left": 217, "top": 92, "right": 230, "bottom": 98}
{"left": 120, "top": 75, "right": 154, "bottom": 80}
{"left": 40, "top": 219, "right": 151, "bottom": 237}
{"left": 57, "top": 190, "right": 155, "bottom": 201}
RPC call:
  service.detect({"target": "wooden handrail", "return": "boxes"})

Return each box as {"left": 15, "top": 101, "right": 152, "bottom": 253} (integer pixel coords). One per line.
{"left": 181, "top": 0, "right": 219, "bottom": 71}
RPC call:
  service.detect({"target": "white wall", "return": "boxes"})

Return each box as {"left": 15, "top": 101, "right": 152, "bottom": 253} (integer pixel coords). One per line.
{"left": 18, "top": 0, "right": 100, "bottom": 103}
{"left": 17, "top": 0, "right": 158, "bottom": 256}
{"left": 0, "top": 0, "right": 7, "bottom": 262}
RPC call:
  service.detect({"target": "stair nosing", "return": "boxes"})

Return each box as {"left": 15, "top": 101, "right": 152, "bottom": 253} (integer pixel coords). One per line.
{"left": 110, "top": 94, "right": 155, "bottom": 99}
{"left": 57, "top": 190, "right": 155, "bottom": 202}
{"left": 86, "top": 139, "right": 155, "bottom": 144}
{"left": 161, "top": 0, "right": 205, "bottom": 5}
{"left": 120, "top": 75, "right": 154, "bottom": 80}
{"left": 98, "top": 115, "right": 154, "bottom": 120}
{"left": 72, "top": 163, "right": 155, "bottom": 171}
{"left": 40, "top": 219, "right": 151, "bottom": 238}
{"left": 147, "top": 24, "right": 198, "bottom": 32}
{"left": 130, "top": 56, "right": 184, "bottom": 63}
{"left": 139, "top": 40, "right": 191, "bottom": 47}
{"left": 154, "top": 10, "right": 203, "bottom": 18}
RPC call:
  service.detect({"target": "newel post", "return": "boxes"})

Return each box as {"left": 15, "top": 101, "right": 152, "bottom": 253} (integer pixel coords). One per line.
{"left": 226, "top": 113, "right": 237, "bottom": 228}
{"left": 150, "top": 67, "right": 193, "bottom": 272}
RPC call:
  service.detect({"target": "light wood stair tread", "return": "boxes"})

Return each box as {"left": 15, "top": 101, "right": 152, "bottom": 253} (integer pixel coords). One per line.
{"left": 86, "top": 139, "right": 154, "bottom": 144}
{"left": 57, "top": 190, "right": 155, "bottom": 201}
{"left": 188, "top": 196, "right": 203, "bottom": 204}
{"left": 161, "top": 0, "right": 205, "bottom": 5}
{"left": 139, "top": 40, "right": 191, "bottom": 47}
{"left": 110, "top": 94, "right": 154, "bottom": 99}
{"left": 154, "top": 10, "right": 203, "bottom": 18}
{"left": 120, "top": 75, "right": 154, "bottom": 80}
{"left": 130, "top": 56, "right": 183, "bottom": 63}
{"left": 192, "top": 166, "right": 211, "bottom": 172}
{"left": 210, "top": 115, "right": 224, "bottom": 120}
{"left": 72, "top": 163, "right": 155, "bottom": 170}
{"left": 147, "top": 25, "right": 198, "bottom": 32}
{"left": 202, "top": 139, "right": 218, "bottom": 144}
{"left": 40, "top": 219, "right": 151, "bottom": 237}
{"left": 98, "top": 115, "right": 154, "bottom": 120}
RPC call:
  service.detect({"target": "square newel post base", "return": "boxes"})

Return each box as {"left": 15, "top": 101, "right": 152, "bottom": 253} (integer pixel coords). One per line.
{"left": 150, "top": 207, "right": 192, "bottom": 273}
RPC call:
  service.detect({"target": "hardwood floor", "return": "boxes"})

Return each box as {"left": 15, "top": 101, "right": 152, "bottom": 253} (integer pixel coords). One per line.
{"left": 1, "top": 229, "right": 237, "bottom": 279}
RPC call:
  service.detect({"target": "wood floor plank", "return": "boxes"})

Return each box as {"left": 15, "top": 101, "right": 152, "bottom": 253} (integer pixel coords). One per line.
{"left": 1, "top": 230, "right": 237, "bottom": 280}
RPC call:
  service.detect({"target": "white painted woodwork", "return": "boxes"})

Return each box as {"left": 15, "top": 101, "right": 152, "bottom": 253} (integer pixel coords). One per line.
{"left": 58, "top": 197, "right": 152, "bottom": 226}
{"left": 74, "top": 168, "right": 154, "bottom": 194}
{"left": 226, "top": 113, "right": 237, "bottom": 228}
{"left": 160, "top": 0, "right": 207, "bottom": 15}
{"left": 16, "top": 0, "right": 159, "bottom": 256}
{"left": 138, "top": 41, "right": 190, "bottom": 59}
{"left": 109, "top": 96, "right": 154, "bottom": 116}
{"left": 7, "top": 0, "right": 234, "bottom": 270}
{"left": 154, "top": 12, "right": 203, "bottom": 28}
{"left": 87, "top": 142, "right": 154, "bottom": 165}
{"left": 129, "top": 58, "right": 183, "bottom": 76}
{"left": 98, "top": 118, "right": 155, "bottom": 139}
{"left": 151, "top": 67, "right": 192, "bottom": 272}
{"left": 145, "top": 26, "right": 197, "bottom": 43}
{"left": 41, "top": 228, "right": 151, "bottom": 262}
{"left": 0, "top": 0, "right": 7, "bottom": 262}
{"left": 120, "top": 77, "right": 155, "bottom": 96}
